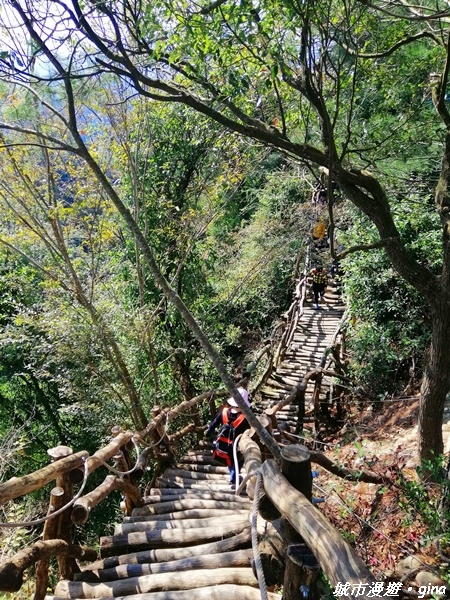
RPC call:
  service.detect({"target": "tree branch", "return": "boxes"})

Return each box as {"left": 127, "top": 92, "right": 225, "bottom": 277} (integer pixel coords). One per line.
{"left": 309, "top": 450, "right": 391, "bottom": 485}
{"left": 339, "top": 30, "right": 441, "bottom": 59}
{"left": 0, "top": 123, "right": 78, "bottom": 154}
{"left": 336, "top": 238, "right": 397, "bottom": 261}
{"left": 0, "top": 540, "right": 97, "bottom": 593}
{"left": 0, "top": 238, "right": 72, "bottom": 291}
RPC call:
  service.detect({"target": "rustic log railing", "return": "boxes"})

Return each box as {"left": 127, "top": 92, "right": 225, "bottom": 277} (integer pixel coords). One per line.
{"left": 263, "top": 326, "right": 350, "bottom": 439}
{"left": 246, "top": 246, "right": 310, "bottom": 390}
{"left": 274, "top": 244, "right": 312, "bottom": 368}
{"left": 238, "top": 434, "right": 382, "bottom": 600}
{"left": 273, "top": 274, "right": 307, "bottom": 368}
{"left": 0, "top": 388, "right": 222, "bottom": 598}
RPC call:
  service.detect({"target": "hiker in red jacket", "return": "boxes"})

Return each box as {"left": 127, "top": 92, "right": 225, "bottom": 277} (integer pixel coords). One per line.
{"left": 206, "top": 387, "right": 250, "bottom": 487}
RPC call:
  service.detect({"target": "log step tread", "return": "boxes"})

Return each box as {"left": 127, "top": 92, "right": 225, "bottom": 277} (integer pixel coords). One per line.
{"left": 155, "top": 477, "right": 238, "bottom": 491}
{"left": 163, "top": 467, "right": 228, "bottom": 481}
{"left": 75, "top": 548, "right": 254, "bottom": 583}
{"left": 81, "top": 530, "right": 251, "bottom": 572}
{"left": 175, "top": 463, "right": 229, "bottom": 474}
{"left": 114, "top": 513, "right": 250, "bottom": 535}
{"left": 132, "top": 498, "right": 251, "bottom": 517}
{"left": 46, "top": 584, "right": 280, "bottom": 600}
{"left": 100, "top": 522, "right": 252, "bottom": 558}
{"left": 145, "top": 488, "right": 250, "bottom": 501}
{"left": 54, "top": 567, "right": 258, "bottom": 598}
{"left": 124, "top": 508, "right": 249, "bottom": 523}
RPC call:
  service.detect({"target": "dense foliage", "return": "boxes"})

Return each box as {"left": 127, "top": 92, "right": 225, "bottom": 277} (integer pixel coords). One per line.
{"left": 341, "top": 194, "right": 442, "bottom": 397}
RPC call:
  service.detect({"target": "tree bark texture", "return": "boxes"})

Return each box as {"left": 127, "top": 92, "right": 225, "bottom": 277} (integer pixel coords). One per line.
{"left": 418, "top": 301, "right": 450, "bottom": 461}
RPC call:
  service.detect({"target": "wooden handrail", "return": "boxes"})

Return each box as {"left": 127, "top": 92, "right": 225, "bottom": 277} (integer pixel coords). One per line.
{"left": 71, "top": 475, "right": 143, "bottom": 525}
{"left": 0, "top": 540, "right": 97, "bottom": 593}
{"left": 0, "top": 389, "right": 214, "bottom": 594}
{"left": 239, "top": 440, "right": 380, "bottom": 598}
{"left": 0, "top": 388, "right": 225, "bottom": 512}
{"left": 0, "top": 451, "right": 88, "bottom": 505}
{"left": 260, "top": 458, "right": 379, "bottom": 595}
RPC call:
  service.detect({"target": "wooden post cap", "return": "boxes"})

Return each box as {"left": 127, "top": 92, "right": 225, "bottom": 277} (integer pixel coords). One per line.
{"left": 111, "top": 426, "right": 122, "bottom": 437}
{"left": 281, "top": 445, "right": 310, "bottom": 463}
{"left": 49, "top": 486, "right": 65, "bottom": 498}
{"left": 281, "top": 444, "right": 312, "bottom": 501}
{"left": 47, "top": 446, "right": 73, "bottom": 461}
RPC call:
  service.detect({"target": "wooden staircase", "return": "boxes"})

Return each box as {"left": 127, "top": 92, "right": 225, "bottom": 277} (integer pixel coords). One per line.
{"left": 47, "top": 448, "right": 281, "bottom": 599}
{"left": 258, "top": 273, "right": 346, "bottom": 430}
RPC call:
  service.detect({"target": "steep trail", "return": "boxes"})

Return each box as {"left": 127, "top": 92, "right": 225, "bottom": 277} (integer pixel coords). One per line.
{"left": 257, "top": 269, "right": 346, "bottom": 432}
{"left": 44, "top": 266, "right": 348, "bottom": 600}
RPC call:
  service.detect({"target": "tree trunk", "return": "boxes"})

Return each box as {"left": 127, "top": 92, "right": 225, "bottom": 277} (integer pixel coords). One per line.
{"left": 418, "top": 301, "right": 450, "bottom": 462}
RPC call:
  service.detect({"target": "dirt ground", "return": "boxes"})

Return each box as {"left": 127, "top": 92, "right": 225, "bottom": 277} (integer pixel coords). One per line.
{"left": 312, "top": 394, "right": 450, "bottom": 596}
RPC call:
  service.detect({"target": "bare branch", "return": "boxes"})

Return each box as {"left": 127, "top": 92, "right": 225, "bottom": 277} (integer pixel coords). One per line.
{"left": 0, "top": 237, "right": 72, "bottom": 290}
{"left": 197, "top": 0, "right": 228, "bottom": 15}
{"left": 356, "top": 0, "right": 450, "bottom": 22}
{"left": 0, "top": 123, "right": 78, "bottom": 154}
{"left": 309, "top": 450, "right": 391, "bottom": 485}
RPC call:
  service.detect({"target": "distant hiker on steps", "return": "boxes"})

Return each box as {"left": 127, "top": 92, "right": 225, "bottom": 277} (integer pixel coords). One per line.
{"left": 206, "top": 387, "right": 250, "bottom": 488}
{"left": 312, "top": 218, "right": 326, "bottom": 246}
{"left": 309, "top": 264, "right": 328, "bottom": 309}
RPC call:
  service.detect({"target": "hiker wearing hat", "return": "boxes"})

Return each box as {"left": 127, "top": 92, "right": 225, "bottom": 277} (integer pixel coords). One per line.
{"left": 205, "top": 387, "right": 250, "bottom": 487}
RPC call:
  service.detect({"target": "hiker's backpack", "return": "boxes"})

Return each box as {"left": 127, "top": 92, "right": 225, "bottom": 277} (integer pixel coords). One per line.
{"left": 212, "top": 407, "right": 245, "bottom": 466}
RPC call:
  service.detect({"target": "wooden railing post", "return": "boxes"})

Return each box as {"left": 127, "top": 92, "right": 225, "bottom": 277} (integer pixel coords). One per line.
{"left": 312, "top": 371, "right": 324, "bottom": 434}
{"left": 34, "top": 446, "right": 75, "bottom": 600}
{"left": 34, "top": 486, "right": 65, "bottom": 600}
{"left": 280, "top": 445, "right": 318, "bottom": 600}
{"left": 208, "top": 390, "right": 217, "bottom": 420}
{"left": 50, "top": 447, "right": 76, "bottom": 582}
{"left": 111, "top": 426, "right": 136, "bottom": 516}
{"left": 151, "top": 406, "right": 169, "bottom": 456}
{"left": 281, "top": 445, "right": 312, "bottom": 501}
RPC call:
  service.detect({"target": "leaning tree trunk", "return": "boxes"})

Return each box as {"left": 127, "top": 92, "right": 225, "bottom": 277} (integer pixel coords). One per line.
{"left": 418, "top": 299, "right": 450, "bottom": 462}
